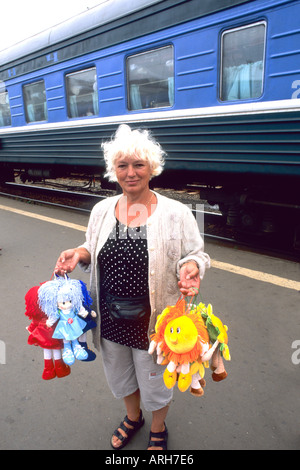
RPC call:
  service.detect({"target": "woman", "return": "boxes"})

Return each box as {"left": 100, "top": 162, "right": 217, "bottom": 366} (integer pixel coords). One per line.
{"left": 55, "top": 124, "right": 210, "bottom": 450}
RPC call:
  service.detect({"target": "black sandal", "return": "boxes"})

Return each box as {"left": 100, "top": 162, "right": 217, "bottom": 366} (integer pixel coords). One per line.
{"left": 111, "top": 410, "right": 145, "bottom": 450}
{"left": 147, "top": 424, "right": 168, "bottom": 450}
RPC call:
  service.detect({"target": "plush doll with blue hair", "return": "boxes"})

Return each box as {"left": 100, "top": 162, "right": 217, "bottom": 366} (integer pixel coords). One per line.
{"left": 38, "top": 276, "right": 90, "bottom": 365}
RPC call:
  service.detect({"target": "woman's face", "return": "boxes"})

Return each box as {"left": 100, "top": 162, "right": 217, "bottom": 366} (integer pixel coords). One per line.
{"left": 115, "top": 155, "right": 152, "bottom": 196}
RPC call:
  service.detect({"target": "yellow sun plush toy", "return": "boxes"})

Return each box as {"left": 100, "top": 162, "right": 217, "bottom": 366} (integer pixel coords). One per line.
{"left": 148, "top": 296, "right": 230, "bottom": 396}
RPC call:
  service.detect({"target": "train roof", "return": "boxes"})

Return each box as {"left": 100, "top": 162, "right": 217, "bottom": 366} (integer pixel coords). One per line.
{"left": 0, "top": 0, "right": 162, "bottom": 64}
{"left": 0, "top": 0, "right": 252, "bottom": 69}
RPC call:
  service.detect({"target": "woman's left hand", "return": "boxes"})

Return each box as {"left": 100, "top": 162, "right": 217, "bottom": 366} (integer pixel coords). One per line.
{"left": 178, "top": 261, "right": 200, "bottom": 296}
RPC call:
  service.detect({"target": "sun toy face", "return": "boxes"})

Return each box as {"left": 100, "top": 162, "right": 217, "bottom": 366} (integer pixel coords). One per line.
{"left": 164, "top": 316, "right": 198, "bottom": 354}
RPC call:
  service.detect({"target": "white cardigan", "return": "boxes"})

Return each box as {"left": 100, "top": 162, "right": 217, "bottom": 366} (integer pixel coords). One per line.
{"left": 79, "top": 191, "right": 210, "bottom": 350}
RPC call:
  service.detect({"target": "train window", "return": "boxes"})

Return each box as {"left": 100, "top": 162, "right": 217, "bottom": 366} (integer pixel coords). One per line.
{"left": 127, "top": 46, "right": 174, "bottom": 110}
{"left": 0, "top": 88, "right": 11, "bottom": 127}
{"left": 220, "top": 22, "right": 266, "bottom": 101}
{"left": 23, "top": 80, "right": 48, "bottom": 123}
{"left": 66, "top": 68, "right": 98, "bottom": 118}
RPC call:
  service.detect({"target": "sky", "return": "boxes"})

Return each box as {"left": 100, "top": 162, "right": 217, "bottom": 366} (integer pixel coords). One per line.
{"left": 0, "top": 0, "right": 107, "bottom": 51}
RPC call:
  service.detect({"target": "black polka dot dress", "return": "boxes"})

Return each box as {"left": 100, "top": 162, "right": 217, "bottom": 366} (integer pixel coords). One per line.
{"left": 98, "top": 219, "right": 150, "bottom": 350}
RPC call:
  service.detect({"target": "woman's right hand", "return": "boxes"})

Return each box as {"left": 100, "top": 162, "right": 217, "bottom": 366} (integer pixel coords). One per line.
{"left": 54, "top": 249, "right": 81, "bottom": 276}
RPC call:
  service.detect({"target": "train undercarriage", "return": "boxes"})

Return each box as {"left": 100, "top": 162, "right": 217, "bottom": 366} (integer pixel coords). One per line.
{"left": 2, "top": 162, "right": 299, "bottom": 252}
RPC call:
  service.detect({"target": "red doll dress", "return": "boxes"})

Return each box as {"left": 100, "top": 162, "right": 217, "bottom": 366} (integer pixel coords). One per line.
{"left": 25, "top": 285, "right": 63, "bottom": 350}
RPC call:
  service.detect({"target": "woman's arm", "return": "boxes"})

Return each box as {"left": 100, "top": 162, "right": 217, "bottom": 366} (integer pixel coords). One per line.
{"left": 55, "top": 247, "right": 91, "bottom": 276}
{"left": 178, "top": 261, "right": 200, "bottom": 296}
{"left": 177, "top": 204, "right": 210, "bottom": 295}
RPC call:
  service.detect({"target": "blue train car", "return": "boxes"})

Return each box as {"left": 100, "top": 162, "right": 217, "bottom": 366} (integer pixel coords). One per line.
{"left": 0, "top": 0, "right": 299, "bottom": 234}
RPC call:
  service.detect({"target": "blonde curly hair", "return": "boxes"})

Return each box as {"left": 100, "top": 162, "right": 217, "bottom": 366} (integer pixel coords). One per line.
{"left": 101, "top": 124, "right": 165, "bottom": 182}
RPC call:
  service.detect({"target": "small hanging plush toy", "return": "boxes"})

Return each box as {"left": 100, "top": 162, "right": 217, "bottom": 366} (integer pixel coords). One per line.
{"left": 148, "top": 295, "right": 230, "bottom": 397}
{"left": 76, "top": 279, "right": 97, "bottom": 361}
{"left": 194, "top": 302, "right": 230, "bottom": 382}
{"left": 37, "top": 276, "right": 93, "bottom": 366}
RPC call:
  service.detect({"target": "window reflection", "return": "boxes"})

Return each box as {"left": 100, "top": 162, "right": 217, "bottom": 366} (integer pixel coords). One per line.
{"left": 23, "top": 81, "right": 47, "bottom": 123}
{"left": 221, "top": 23, "right": 266, "bottom": 101}
{"left": 127, "top": 46, "right": 174, "bottom": 110}
{"left": 66, "top": 68, "right": 98, "bottom": 118}
{"left": 0, "top": 89, "right": 11, "bottom": 127}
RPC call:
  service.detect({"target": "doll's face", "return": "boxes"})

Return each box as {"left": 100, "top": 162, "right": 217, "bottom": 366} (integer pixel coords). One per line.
{"left": 58, "top": 300, "right": 72, "bottom": 310}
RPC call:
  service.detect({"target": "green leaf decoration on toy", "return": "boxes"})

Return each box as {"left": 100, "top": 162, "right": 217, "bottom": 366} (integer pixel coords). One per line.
{"left": 198, "top": 303, "right": 230, "bottom": 360}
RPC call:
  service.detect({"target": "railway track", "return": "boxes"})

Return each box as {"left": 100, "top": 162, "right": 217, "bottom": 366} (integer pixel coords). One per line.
{"left": 0, "top": 180, "right": 299, "bottom": 262}
{"left": 1, "top": 181, "right": 106, "bottom": 213}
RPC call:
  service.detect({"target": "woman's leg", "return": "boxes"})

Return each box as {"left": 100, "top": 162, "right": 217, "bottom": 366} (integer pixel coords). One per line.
{"left": 147, "top": 405, "right": 169, "bottom": 450}
{"left": 133, "top": 348, "right": 172, "bottom": 449}
{"left": 111, "top": 388, "right": 142, "bottom": 448}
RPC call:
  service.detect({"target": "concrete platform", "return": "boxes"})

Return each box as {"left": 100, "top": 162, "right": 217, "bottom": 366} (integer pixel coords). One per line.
{"left": 0, "top": 196, "right": 299, "bottom": 451}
